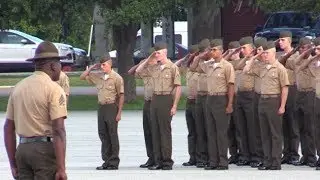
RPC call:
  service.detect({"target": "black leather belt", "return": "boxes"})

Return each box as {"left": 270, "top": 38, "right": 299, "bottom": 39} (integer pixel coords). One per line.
{"left": 19, "top": 136, "right": 52, "bottom": 144}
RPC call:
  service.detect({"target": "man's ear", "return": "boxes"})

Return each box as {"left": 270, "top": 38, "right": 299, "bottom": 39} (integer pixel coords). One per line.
{"left": 50, "top": 62, "right": 60, "bottom": 72}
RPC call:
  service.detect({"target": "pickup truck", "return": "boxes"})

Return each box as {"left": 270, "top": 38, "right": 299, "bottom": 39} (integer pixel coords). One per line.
{"left": 254, "top": 11, "right": 320, "bottom": 46}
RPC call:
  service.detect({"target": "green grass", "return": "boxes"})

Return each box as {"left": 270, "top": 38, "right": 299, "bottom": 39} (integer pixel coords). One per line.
{"left": 0, "top": 75, "right": 186, "bottom": 87}
{"left": 0, "top": 95, "right": 187, "bottom": 111}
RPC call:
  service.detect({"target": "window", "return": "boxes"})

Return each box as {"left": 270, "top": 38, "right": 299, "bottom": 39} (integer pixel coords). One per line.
{"left": 0, "top": 32, "right": 28, "bottom": 44}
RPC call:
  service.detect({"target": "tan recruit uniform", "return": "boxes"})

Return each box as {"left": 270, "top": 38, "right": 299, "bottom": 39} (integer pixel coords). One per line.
{"left": 135, "top": 63, "right": 156, "bottom": 166}
{"left": 281, "top": 52, "right": 300, "bottom": 162}
{"left": 86, "top": 70, "right": 124, "bottom": 167}
{"left": 287, "top": 56, "right": 317, "bottom": 165}
{"left": 185, "top": 69, "right": 199, "bottom": 164}
{"left": 227, "top": 58, "right": 241, "bottom": 163}
{"left": 140, "top": 60, "right": 181, "bottom": 168}
{"left": 200, "top": 59, "right": 235, "bottom": 168}
{"left": 194, "top": 66, "right": 209, "bottom": 165}
{"left": 235, "top": 57, "right": 257, "bottom": 164}
{"left": 56, "top": 71, "right": 70, "bottom": 96}
{"left": 6, "top": 71, "right": 67, "bottom": 179}
{"left": 250, "top": 60, "right": 289, "bottom": 169}
{"left": 314, "top": 64, "right": 320, "bottom": 168}
{"left": 252, "top": 59, "right": 265, "bottom": 165}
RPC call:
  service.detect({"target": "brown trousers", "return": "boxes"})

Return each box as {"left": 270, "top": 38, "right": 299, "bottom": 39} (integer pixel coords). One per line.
{"left": 259, "top": 97, "right": 282, "bottom": 167}
{"left": 151, "top": 94, "right": 174, "bottom": 167}
{"left": 195, "top": 94, "right": 208, "bottom": 163}
{"left": 254, "top": 92, "right": 263, "bottom": 161}
{"left": 143, "top": 100, "right": 154, "bottom": 163}
{"left": 315, "top": 97, "right": 320, "bottom": 157}
{"left": 185, "top": 99, "right": 197, "bottom": 163}
{"left": 295, "top": 91, "right": 316, "bottom": 163}
{"left": 98, "top": 103, "right": 120, "bottom": 167}
{"left": 282, "top": 85, "right": 300, "bottom": 160}
{"left": 16, "top": 142, "right": 56, "bottom": 180}
{"left": 236, "top": 91, "right": 257, "bottom": 161}
{"left": 206, "top": 95, "right": 230, "bottom": 167}
{"left": 228, "top": 96, "right": 239, "bottom": 157}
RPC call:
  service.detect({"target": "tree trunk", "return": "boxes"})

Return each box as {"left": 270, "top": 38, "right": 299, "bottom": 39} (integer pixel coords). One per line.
{"left": 162, "top": 16, "right": 175, "bottom": 59}
{"left": 189, "top": 0, "right": 222, "bottom": 44}
{"left": 112, "top": 23, "right": 139, "bottom": 102}
{"left": 92, "top": 4, "right": 109, "bottom": 60}
{"left": 140, "top": 21, "right": 153, "bottom": 57}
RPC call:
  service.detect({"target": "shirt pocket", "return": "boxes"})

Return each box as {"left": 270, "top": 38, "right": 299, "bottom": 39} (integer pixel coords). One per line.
{"left": 96, "top": 84, "right": 104, "bottom": 89}
{"left": 163, "top": 72, "right": 172, "bottom": 85}
{"left": 267, "top": 69, "right": 278, "bottom": 80}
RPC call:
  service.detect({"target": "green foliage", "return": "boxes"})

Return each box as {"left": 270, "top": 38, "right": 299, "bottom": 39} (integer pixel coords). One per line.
{"left": 97, "top": 0, "right": 176, "bottom": 25}
{"left": 1, "top": 0, "right": 94, "bottom": 49}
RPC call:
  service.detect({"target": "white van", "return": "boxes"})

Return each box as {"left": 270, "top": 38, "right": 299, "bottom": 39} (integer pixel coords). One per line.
{"left": 109, "top": 21, "right": 188, "bottom": 58}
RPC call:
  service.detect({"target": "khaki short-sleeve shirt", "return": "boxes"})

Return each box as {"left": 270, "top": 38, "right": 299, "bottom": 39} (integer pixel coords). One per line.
{"left": 151, "top": 60, "right": 181, "bottom": 94}
{"left": 186, "top": 69, "right": 199, "bottom": 99}
{"left": 236, "top": 58, "right": 255, "bottom": 91}
{"left": 295, "top": 57, "right": 316, "bottom": 91}
{"left": 200, "top": 59, "right": 235, "bottom": 94}
{"left": 252, "top": 60, "right": 265, "bottom": 94}
{"left": 259, "top": 61, "right": 290, "bottom": 94}
{"left": 86, "top": 70, "right": 124, "bottom": 104}
{"left": 228, "top": 59, "right": 241, "bottom": 93}
{"left": 284, "top": 52, "right": 299, "bottom": 85}
{"left": 135, "top": 64, "right": 157, "bottom": 100}
{"left": 6, "top": 71, "right": 67, "bottom": 137}
{"left": 56, "top": 71, "right": 70, "bottom": 95}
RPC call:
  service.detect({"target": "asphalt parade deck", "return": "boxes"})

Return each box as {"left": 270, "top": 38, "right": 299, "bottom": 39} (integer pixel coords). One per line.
{"left": 0, "top": 111, "right": 319, "bottom": 180}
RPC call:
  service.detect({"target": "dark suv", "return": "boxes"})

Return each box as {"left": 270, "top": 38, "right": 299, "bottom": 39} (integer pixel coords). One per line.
{"left": 254, "top": 11, "right": 320, "bottom": 46}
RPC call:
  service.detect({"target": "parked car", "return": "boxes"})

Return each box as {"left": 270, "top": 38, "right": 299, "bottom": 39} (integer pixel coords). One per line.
{"left": 0, "top": 29, "right": 75, "bottom": 72}
{"left": 73, "top": 47, "right": 90, "bottom": 69}
{"left": 254, "top": 11, "right": 320, "bottom": 46}
{"left": 110, "top": 43, "right": 188, "bottom": 67}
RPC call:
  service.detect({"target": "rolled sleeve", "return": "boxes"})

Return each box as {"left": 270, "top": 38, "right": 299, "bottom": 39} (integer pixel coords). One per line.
{"left": 199, "top": 61, "right": 209, "bottom": 73}
{"left": 172, "top": 65, "right": 181, "bottom": 86}
{"left": 279, "top": 67, "right": 290, "bottom": 87}
{"left": 116, "top": 77, "right": 124, "bottom": 95}
{"left": 225, "top": 64, "right": 235, "bottom": 84}
{"left": 136, "top": 66, "right": 151, "bottom": 78}
{"left": 49, "top": 86, "right": 68, "bottom": 121}
{"left": 6, "top": 95, "right": 14, "bottom": 120}
{"left": 62, "top": 75, "right": 70, "bottom": 95}
{"left": 86, "top": 72, "right": 100, "bottom": 85}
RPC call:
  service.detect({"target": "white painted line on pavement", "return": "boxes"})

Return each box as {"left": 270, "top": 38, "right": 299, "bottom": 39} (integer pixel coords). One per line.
{"left": 0, "top": 86, "right": 14, "bottom": 89}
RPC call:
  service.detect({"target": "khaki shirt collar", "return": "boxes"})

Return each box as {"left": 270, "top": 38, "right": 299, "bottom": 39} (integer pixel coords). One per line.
{"left": 34, "top": 71, "right": 52, "bottom": 81}
{"left": 161, "top": 59, "right": 173, "bottom": 70}
{"left": 212, "top": 58, "right": 226, "bottom": 69}
{"left": 99, "top": 69, "right": 116, "bottom": 80}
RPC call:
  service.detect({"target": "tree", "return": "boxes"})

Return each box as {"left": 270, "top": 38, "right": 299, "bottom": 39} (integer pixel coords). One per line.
{"left": 256, "top": 0, "right": 320, "bottom": 14}
{"left": 1, "top": 0, "right": 94, "bottom": 49}
{"left": 97, "top": 0, "right": 175, "bottom": 102}
{"left": 182, "top": 0, "right": 259, "bottom": 45}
